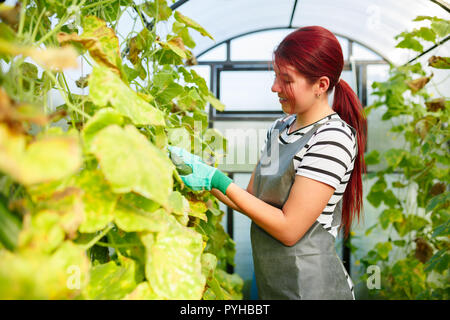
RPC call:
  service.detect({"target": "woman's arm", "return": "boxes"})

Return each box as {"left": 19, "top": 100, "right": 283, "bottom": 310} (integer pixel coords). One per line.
{"left": 225, "top": 175, "right": 335, "bottom": 246}
{"left": 210, "top": 167, "right": 257, "bottom": 215}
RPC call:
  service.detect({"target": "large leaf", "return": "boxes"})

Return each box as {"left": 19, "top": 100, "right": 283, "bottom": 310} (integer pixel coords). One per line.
{"left": 0, "top": 124, "right": 82, "bottom": 186}
{"left": 115, "top": 206, "right": 170, "bottom": 233}
{"left": 0, "top": 241, "right": 89, "bottom": 299}
{"left": 89, "top": 65, "right": 164, "bottom": 126}
{"left": 82, "top": 107, "right": 124, "bottom": 152}
{"left": 85, "top": 258, "right": 137, "bottom": 300}
{"left": 90, "top": 125, "right": 174, "bottom": 206}
{"left": 58, "top": 16, "right": 123, "bottom": 76}
{"left": 71, "top": 170, "right": 118, "bottom": 233}
{"left": 142, "top": 216, "right": 206, "bottom": 299}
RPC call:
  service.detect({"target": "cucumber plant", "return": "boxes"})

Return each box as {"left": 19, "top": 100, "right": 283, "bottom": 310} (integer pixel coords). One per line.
{"left": 0, "top": 0, "right": 242, "bottom": 299}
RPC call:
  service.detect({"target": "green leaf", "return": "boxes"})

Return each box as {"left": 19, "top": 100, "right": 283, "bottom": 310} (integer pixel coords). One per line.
{"left": 424, "top": 249, "right": 449, "bottom": 273}
{"left": 0, "top": 124, "right": 82, "bottom": 186}
{"left": 431, "top": 220, "right": 450, "bottom": 238}
{"left": 416, "top": 27, "right": 436, "bottom": 42}
{"left": 379, "top": 209, "right": 404, "bottom": 229}
{"left": 215, "top": 268, "right": 244, "bottom": 299}
{"left": 396, "top": 36, "right": 423, "bottom": 52}
{"left": 0, "top": 194, "right": 21, "bottom": 251}
{"left": 431, "top": 20, "right": 450, "bottom": 38}
{"left": 205, "top": 94, "right": 225, "bottom": 112}
{"left": 90, "top": 125, "right": 174, "bottom": 207}
{"left": 174, "top": 11, "right": 214, "bottom": 40}
{"left": 375, "top": 242, "right": 392, "bottom": 260}
{"left": 82, "top": 107, "right": 124, "bottom": 152}
{"left": 143, "top": 216, "right": 206, "bottom": 299}
{"left": 364, "top": 150, "right": 380, "bottom": 165}
{"left": 89, "top": 65, "right": 164, "bottom": 126}
{"left": 168, "top": 191, "right": 188, "bottom": 215}
{"left": 18, "top": 210, "right": 65, "bottom": 254}
{"left": 85, "top": 258, "right": 137, "bottom": 299}
{"left": 384, "top": 149, "right": 407, "bottom": 168}
{"left": 142, "top": 0, "right": 172, "bottom": 21}
{"left": 115, "top": 206, "right": 170, "bottom": 233}
{"left": 123, "top": 281, "right": 162, "bottom": 300}
{"left": 426, "top": 192, "right": 450, "bottom": 212}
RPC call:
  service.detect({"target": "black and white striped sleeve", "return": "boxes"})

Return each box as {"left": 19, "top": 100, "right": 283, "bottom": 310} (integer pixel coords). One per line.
{"left": 295, "top": 123, "right": 357, "bottom": 189}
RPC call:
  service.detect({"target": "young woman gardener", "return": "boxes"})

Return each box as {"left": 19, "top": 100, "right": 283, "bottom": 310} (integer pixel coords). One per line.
{"left": 170, "top": 26, "right": 367, "bottom": 300}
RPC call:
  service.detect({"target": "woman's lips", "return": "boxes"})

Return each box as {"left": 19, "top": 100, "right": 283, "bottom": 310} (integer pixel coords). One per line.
{"left": 279, "top": 97, "right": 288, "bottom": 103}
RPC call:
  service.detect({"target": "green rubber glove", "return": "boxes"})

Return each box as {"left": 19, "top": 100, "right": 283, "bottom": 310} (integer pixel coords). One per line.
{"left": 168, "top": 146, "right": 233, "bottom": 194}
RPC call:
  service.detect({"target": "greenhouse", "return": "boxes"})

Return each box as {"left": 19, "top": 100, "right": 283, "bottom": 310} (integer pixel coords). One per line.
{"left": 0, "top": 0, "right": 448, "bottom": 302}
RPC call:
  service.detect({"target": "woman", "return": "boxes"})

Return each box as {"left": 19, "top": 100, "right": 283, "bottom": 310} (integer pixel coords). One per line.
{"left": 170, "top": 26, "right": 367, "bottom": 300}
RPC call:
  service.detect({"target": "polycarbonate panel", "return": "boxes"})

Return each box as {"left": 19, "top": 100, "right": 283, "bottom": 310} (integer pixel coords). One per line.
{"left": 291, "top": 0, "right": 449, "bottom": 65}
{"left": 229, "top": 30, "right": 350, "bottom": 61}
{"left": 175, "top": 0, "right": 449, "bottom": 66}
{"left": 219, "top": 70, "right": 279, "bottom": 111}
{"left": 230, "top": 29, "right": 293, "bottom": 61}
{"left": 177, "top": 0, "right": 295, "bottom": 56}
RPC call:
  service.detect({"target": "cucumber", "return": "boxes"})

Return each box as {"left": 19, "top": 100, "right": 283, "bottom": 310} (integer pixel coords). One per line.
{"left": 169, "top": 151, "right": 193, "bottom": 175}
{"left": 0, "top": 194, "right": 22, "bottom": 251}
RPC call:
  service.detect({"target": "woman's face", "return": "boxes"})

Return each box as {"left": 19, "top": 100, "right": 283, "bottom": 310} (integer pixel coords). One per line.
{"left": 271, "top": 63, "right": 316, "bottom": 115}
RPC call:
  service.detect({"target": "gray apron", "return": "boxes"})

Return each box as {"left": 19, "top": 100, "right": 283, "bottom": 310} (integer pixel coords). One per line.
{"left": 251, "top": 116, "right": 356, "bottom": 300}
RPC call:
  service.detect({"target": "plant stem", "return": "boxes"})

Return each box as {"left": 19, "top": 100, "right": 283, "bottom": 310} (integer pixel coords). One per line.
{"left": 31, "top": 7, "right": 47, "bottom": 42}
{"left": 83, "top": 0, "right": 117, "bottom": 10}
{"left": 44, "top": 70, "right": 91, "bottom": 119}
{"left": 81, "top": 224, "right": 114, "bottom": 250}
{"left": 17, "top": 0, "right": 28, "bottom": 37}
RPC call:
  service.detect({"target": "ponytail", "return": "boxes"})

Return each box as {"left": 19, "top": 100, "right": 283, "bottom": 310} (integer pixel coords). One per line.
{"left": 333, "top": 79, "right": 367, "bottom": 237}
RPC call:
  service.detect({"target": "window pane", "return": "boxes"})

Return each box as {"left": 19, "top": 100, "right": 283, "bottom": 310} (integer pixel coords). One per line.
{"left": 220, "top": 70, "right": 278, "bottom": 111}
{"left": 198, "top": 43, "right": 227, "bottom": 61}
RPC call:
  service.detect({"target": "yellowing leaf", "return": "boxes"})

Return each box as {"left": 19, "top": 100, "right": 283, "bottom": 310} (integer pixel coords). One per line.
{"left": 143, "top": 216, "right": 206, "bottom": 299}
{"left": 58, "top": 16, "right": 122, "bottom": 76}
{"left": 428, "top": 55, "right": 450, "bottom": 69}
{"left": 0, "top": 124, "right": 82, "bottom": 186}
{"left": 28, "top": 46, "right": 79, "bottom": 71}
{"left": 85, "top": 258, "right": 137, "bottom": 300}
{"left": 90, "top": 125, "right": 174, "bottom": 206}
{"left": 0, "top": 38, "right": 78, "bottom": 71}
{"left": 123, "top": 281, "right": 162, "bottom": 300}
{"left": 406, "top": 75, "right": 432, "bottom": 93}
{"left": 89, "top": 65, "right": 164, "bottom": 126}
{"left": 0, "top": 241, "right": 90, "bottom": 299}
{"left": 71, "top": 170, "right": 118, "bottom": 234}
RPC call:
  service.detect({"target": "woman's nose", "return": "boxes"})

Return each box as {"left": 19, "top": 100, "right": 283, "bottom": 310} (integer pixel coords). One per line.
{"left": 271, "top": 80, "right": 280, "bottom": 93}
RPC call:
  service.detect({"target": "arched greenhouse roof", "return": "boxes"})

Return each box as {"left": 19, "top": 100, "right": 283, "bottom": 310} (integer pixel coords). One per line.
{"left": 174, "top": 0, "right": 450, "bottom": 65}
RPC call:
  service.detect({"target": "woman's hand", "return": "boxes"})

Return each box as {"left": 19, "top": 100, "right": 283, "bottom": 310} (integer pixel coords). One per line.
{"left": 168, "top": 146, "right": 233, "bottom": 194}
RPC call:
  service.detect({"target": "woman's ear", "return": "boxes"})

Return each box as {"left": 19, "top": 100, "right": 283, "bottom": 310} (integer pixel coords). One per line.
{"left": 316, "top": 76, "right": 330, "bottom": 96}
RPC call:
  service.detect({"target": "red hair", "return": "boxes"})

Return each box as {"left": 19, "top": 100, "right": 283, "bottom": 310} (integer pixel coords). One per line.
{"left": 274, "top": 26, "right": 367, "bottom": 237}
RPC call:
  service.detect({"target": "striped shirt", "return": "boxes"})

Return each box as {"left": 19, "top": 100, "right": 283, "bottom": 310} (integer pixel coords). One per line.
{"left": 261, "top": 112, "right": 357, "bottom": 238}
